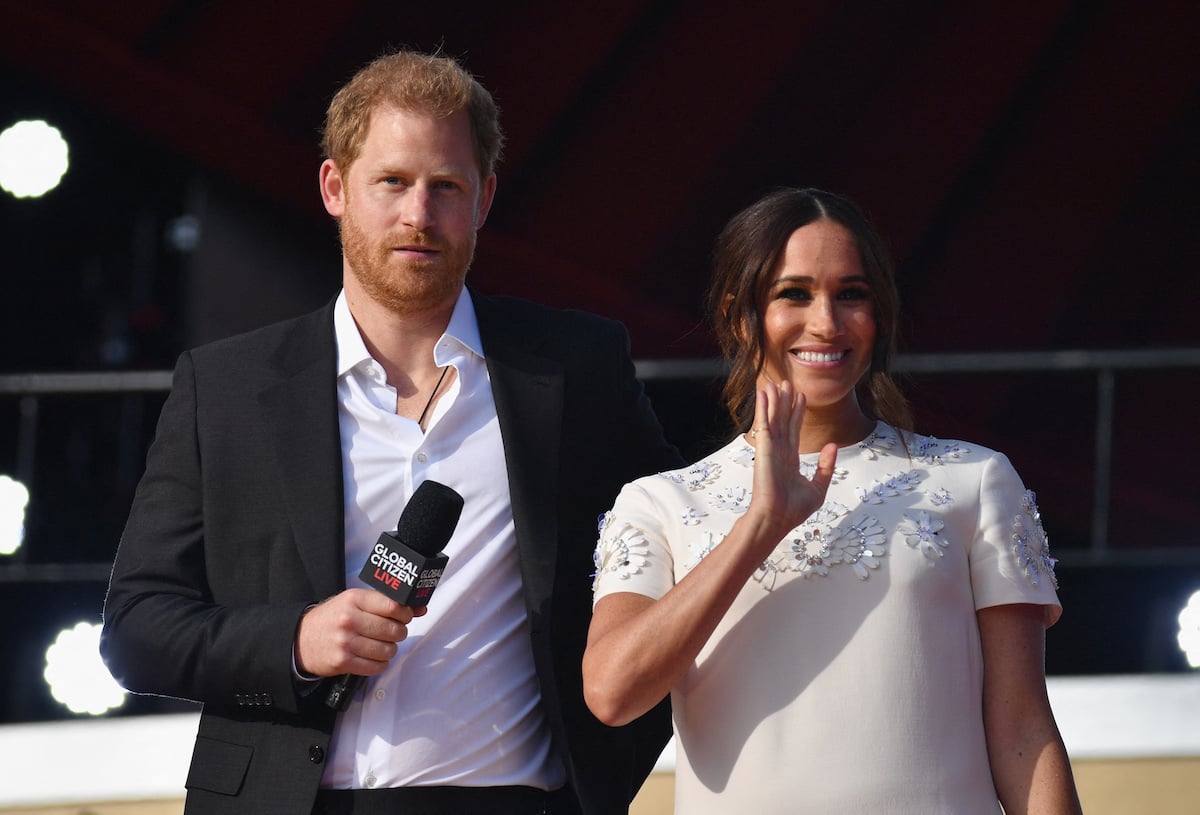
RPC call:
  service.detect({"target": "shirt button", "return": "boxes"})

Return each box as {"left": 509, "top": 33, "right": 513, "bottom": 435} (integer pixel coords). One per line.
{"left": 308, "top": 745, "right": 325, "bottom": 764}
{"left": 364, "top": 774, "right": 377, "bottom": 788}
{"left": 415, "top": 452, "right": 428, "bottom": 463}
{"left": 374, "top": 688, "right": 387, "bottom": 701}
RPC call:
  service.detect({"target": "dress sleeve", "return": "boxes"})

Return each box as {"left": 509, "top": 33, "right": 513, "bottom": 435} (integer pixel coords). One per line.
{"left": 968, "top": 452, "right": 1063, "bottom": 627}
{"left": 592, "top": 479, "right": 678, "bottom": 605}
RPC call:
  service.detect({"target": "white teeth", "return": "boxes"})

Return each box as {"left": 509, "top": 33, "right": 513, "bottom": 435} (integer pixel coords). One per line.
{"left": 794, "top": 350, "right": 846, "bottom": 363}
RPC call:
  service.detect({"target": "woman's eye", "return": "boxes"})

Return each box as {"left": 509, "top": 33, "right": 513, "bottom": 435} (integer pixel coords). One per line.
{"left": 777, "top": 287, "right": 811, "bottom": 301}
{"left": 839, "top": 287, "right": 871, "bottom": 302}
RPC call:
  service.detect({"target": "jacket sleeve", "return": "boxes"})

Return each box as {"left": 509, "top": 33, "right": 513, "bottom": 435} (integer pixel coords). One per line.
{"left": 100, "top": 351, "right": 314, "bottom": 715}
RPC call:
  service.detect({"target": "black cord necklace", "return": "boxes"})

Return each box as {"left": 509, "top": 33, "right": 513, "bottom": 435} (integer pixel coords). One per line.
{"left": 417, "top": 366, "right": 450, "bottom": 429}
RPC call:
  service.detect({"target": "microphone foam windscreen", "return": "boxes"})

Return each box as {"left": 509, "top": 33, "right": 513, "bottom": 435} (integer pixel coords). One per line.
{"left": 396, "top": 480, "right": 464, "bottom": 556}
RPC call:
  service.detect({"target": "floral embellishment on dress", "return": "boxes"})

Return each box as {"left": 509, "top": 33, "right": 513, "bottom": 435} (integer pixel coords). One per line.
{"left": 800, "top": 460, "right": 849, "bottom": 484}
{"left": 928, "top": 487, "right": 954, "bottom": 506}
{"left": 745, "top": 503, "right": 889, "bottom": 587}
{"left": 752, "top": 556, "right": 785, "bottom": 590}
{"left": 829, "top": 515, "right": 888, "bottom": 580}
{"left": 856, "top": 470, "right": 922, "bottom": 504}
{"left": 761, "top": 502, "right": 844, "bottom": 582}
{"left": 730, "top": 442, "right": 756, "bottom": 468}
{"left": 597, "top": 511, "right": 614, "bottom": 536}
{"left": 899, "top": 511, "right": 949, "bottom": 563}
{"left": 685, "top": 530, "right": 723, "bottom": 570}
{"left": 792, "top": 528, "right": 834, "bottom": 578}
{"left": 767, "top": 504, "right": 888, "bottom": 582}
{"left": 809, "top": 501, "right": 851, "bottom": 527}
{"left": 680, "top": 506, "right": 707, "bottom": 526}
{"left": 1012, "top": 490, "right": 1058, "bottom": 589}
{"left": 858, "top": 426, "right": 896, "bottom": 460}
{"left": 592, "top": 521, "right": 652, "bottom": 591}
{"left": 710, "top": 485, "right": 751, "bottom": 514}
{"left": 913, "top": 436, "right": 970, "bottom": 466}
{"left": 940, "top": 441, "right": 969, "bottom": 461}
{"left": 660, "top": 461, "right": 721, "bottom": 491}
{"left": 912, "top": 437, "right": 939, "bottom": 463}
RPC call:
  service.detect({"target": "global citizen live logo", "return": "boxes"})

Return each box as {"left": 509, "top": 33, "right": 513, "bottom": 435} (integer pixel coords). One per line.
{"left": 359, "top": 534, "right": 447, "bottom": 606}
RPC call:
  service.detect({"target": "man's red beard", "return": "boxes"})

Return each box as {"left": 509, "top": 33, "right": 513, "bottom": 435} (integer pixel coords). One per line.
{"left": 339, "top": 207, "right": 476, "bottom": 316}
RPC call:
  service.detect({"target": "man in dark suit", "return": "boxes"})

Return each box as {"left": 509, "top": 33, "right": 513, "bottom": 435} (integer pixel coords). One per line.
{"left": 100, "top": 49, "right": 679, "bottom": 815}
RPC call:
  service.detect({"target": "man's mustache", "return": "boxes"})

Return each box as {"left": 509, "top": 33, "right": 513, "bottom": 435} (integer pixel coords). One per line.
{"left": 385, "top": 230, "right": 442, "bottom": 250}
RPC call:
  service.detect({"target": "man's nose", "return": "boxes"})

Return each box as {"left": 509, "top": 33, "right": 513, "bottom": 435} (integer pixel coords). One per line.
{"left": 400, "top": 185, "right": 435, "bottom": 230}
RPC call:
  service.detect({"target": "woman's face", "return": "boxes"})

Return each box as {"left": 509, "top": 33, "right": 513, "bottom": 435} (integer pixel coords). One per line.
{"left": 758, "top": 218, "right": 876, "bottom": 416}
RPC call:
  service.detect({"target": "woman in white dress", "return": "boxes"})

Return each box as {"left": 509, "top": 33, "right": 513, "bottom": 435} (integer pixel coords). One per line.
{"left": 583, "top": 188, "right": 1082, "bottom": 814}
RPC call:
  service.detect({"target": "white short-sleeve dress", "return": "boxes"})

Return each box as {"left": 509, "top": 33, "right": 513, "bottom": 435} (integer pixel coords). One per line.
{"left": 592, "top": 422, "right": 1062, "bottom": 814}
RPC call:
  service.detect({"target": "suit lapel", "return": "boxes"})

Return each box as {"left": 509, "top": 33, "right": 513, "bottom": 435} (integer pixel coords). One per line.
{"left": 473, "top": 291, "right": 564, "bottom": 615}
{"left": 258, "top": 304, "right": 346, "bottom": 599}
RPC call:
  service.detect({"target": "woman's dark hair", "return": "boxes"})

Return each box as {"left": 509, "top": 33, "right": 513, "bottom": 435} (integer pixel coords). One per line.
{"left": 704, "top": 187, "right": 912, "bottom": 434}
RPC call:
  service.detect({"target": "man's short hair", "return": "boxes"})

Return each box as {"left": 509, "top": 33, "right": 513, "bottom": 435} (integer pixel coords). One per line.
{"left": 322, "top": 50, "right": 504, "bottom": 178}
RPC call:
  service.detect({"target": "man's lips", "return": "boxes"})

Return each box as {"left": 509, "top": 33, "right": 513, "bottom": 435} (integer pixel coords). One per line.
{"left": 388, "top": 231, "right": 441, "bottom": 254}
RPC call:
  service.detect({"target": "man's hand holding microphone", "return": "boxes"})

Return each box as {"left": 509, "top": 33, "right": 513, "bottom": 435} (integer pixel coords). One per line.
{"left": 291, "top": 480, "right": 463, "bottom": 710}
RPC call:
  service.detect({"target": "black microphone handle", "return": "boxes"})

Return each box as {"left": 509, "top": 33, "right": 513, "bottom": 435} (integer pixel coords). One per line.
{"left": 325, "top": 480, "right": 463, "bottom": 711}
{"left": 325, "top": 673, "right": 363, "bottom": 712}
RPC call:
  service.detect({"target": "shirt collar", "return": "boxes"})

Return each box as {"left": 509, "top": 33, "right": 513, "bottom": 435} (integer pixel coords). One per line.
{"left": 334, "top": 287, "right": 483, "bottom": 378}
{"left": 439, "top": 286, "right": 484, "bottom": 365}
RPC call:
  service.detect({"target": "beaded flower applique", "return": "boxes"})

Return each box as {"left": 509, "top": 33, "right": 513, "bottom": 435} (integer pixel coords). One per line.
{"left": 788, "top": 511, "right": 888, "bottom": 581}
{"left": 660, "top": 461, "right": 722, "bottom": 491}
{"left": 913, "top": 436, "right": 970, "bottom": 466}
{"left": 685, "top": 530, "right": 723, "bottom": 570}
{"left": 856, "top": 470, "right": 922, "bottom": 505}
{"left": 801, "top": 460, "right": 850, "bottom": 484}
{"left": 784, "top": 501, "right": 851, "bottom": 579}
{"left": 749, "top": 502, "right": 888, "bottom": 587}
{"left": 592, "top": 511, "right": 652, "bottom": 592}
{"left": 1012, "top": 490, "right": 1058, "bottom": 588}
{"left": 898, "top": 510, "right": 949, "bottom": 563}
{"left": 928, "top": 487, "right": 954, "bottom": 506}
{"left": 710, "top": 485, "right": 751, "bottom": 514}
{"left": 858, "top": 427, "right": 896, "bottom": 460}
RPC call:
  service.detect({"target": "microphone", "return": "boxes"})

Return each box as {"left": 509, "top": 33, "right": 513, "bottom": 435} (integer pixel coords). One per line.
{"left": 325, "top": 479, "right": 464, "bottom": 711}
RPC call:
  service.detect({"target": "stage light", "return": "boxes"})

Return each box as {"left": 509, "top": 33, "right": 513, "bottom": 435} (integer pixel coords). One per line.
{"left": 43, "top": 622, "right": 127, "bottom": 716}
{"left": 1179, "top": 591, "right": 1200, "bottom": 669}
{"left": 0, "top": 475, "right": 29, "bottom": 556}
{"left": 0, "top": 119, "right": 70, "bottom": 198}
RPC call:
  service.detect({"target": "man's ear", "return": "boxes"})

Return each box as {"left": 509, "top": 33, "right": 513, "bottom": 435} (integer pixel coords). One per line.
{"left": 319, "top": 159, "right": 346, "bottom": 217}
{"left": 476, "top": 173, "right": 497, "bottom": 229}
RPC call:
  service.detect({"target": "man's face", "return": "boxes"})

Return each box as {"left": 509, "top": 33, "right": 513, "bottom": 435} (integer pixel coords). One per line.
{"left": 321, "top": 106, "right": 496, "bottom": 316}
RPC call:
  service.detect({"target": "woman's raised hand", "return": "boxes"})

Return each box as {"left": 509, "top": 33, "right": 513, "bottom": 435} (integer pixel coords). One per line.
{"left": 745, "top": 380, "right": 838, "bottom": 546}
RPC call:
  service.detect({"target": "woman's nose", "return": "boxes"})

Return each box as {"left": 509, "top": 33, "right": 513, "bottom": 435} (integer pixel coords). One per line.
{"left": 807, "top": 296, "right": 839, "bottom": 337}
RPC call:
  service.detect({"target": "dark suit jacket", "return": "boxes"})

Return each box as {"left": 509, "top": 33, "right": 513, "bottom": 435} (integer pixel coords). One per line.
{"left": 101, "top": 288, "right": 681, "bottom": 814}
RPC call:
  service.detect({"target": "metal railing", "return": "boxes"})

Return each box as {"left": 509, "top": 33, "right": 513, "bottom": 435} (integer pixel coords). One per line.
{"left": 2, "top": 347, "right": 1199, "bottom": 581}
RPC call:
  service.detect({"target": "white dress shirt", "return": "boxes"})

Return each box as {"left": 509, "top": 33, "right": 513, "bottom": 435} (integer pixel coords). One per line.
{"left": 322, "top": 288, "right": 565, "bottom": 791}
